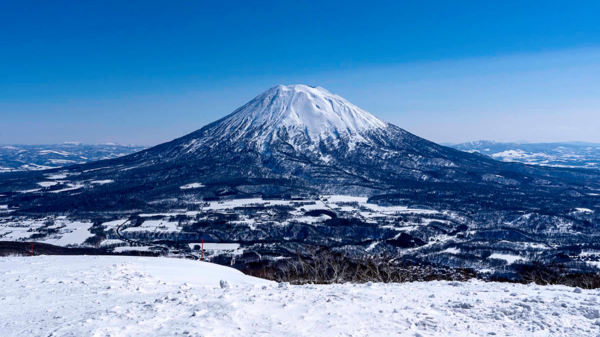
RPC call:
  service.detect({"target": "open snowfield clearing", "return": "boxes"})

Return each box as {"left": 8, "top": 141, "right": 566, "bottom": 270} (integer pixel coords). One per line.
{"left": 45, "top": 173, "right": 69, "bottom": 179}
{"left": 113, "top": 246, "right": 153, "bottom": 253}
{"left": 1, "top": 256, "right": 600, "bottom": 337}
{"left": 0, "top": 195, "right": 445, "bottom": 246}
{"left": 0, "top": 220, "right": 94, "bottom": 245}
{"left": 188, "top": 243, "right": 241, "bottom": 250}
{"left": 50, "top": 183, "right": 84, "bottom": 193}
{"left": 122, "top": 220, "right": 179, "bottom": 233}
{"left": 325, "top": 195, "right": 368, "bottom": 203}
{"left": 201, "top": 197, "right": 294, "bottom": 210}
{"left": 38, "top": 181, "right": 59, "bottom": 187}
{"left": 41, "top": 221, "right": 94, "bottom": 246}
{"left": 489, "top": 253, "right": 527, "bottom": 264}
{"left": 180, "top": 183, "right": 205, "bottom": 189}
{"left": 91, "top": 179, "right": 114, "bottom": 185}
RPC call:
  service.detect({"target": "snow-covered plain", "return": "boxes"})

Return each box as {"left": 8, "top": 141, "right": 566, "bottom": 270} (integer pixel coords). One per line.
{"left": 1, "top": 256, "right": 600, "bottom": 337}
{"left": 0, "top": 218, "right": 94, "bottom": 245}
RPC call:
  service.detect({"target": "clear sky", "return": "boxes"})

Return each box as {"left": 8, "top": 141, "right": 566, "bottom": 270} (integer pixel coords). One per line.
{"left": 1, "top": 0, "right": 599, "bottom": 145}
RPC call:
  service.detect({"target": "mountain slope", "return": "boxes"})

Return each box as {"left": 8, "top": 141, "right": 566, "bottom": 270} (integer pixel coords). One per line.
{"left": 183, "top": 84, "right": 388, "bottom": 153}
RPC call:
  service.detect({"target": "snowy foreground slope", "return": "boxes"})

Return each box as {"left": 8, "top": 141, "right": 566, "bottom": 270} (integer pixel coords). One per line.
{"left": 2, "top": 256, "right": 600, "bottom": 337}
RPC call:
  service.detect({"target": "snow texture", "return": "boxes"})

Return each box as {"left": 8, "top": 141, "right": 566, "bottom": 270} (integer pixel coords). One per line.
{"left": 2, "top": 255, "right": 600, "bottom": 337}
{"left": 182, "top": 84, "right": 388, "bottom": 153}
{"left": 180, "top": 183, "right": 205, "bottom": 190}
{"left": 488, "top": 253, "right": 526, "bottom": 264}
{"left": 41, "top": 221, "right": 94, "bottom": 246}
{"left": 0, "top": 219, "right": 94, "bottom": 245}
{"left": 91, "top": 179, "right": 114, "bottom": 185}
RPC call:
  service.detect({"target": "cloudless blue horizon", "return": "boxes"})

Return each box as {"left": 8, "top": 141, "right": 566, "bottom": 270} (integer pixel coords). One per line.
{"left": 1, "top": 0, "right": 599, "bottom": 145}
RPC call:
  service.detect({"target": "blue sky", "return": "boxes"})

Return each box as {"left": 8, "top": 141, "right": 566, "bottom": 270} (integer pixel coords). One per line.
{"left": 1, "top": 0, "right": 599, "bottom": 145}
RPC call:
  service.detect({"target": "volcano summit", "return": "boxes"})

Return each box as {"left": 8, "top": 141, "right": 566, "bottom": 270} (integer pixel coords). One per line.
{"left": 183, "top": 84, "right": 388, "bottom": 152}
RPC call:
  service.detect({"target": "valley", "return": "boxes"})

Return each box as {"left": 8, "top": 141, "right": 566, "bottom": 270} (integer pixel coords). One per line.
{"left": 2, "top": 193, "right": 599, "bottom": 278}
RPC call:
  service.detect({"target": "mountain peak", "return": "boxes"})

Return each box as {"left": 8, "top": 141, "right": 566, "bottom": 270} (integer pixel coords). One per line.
{"left": 197, "top": 84, "right": 388, "bottom": 151}
{"left": 267, "top": 84, "right": 330, "bottom": 95}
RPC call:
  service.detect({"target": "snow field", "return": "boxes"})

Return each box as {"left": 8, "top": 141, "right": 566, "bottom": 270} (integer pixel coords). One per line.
{"left": 45, "top": 173, "right": 69, "bottom": 180}
{"left": 0, "top": 195, "right": 482, "bottom": 253}
{"left": 187, "top": 243, "right": 241, "bottom": 251}
{"left": 122, "top": 220, "right": 179, "bottom": 233}
{"left": 49, "top": 183, "right": 84, "bottom": 193}
{"left": 181, "top": 183, "right": 205, "bottom": 190}
{"left": 42, "top": 221, "right": 94, "bottom": 246}
{"left": 0, "top": 219, "right": 94, "bottom": 245}
{"left": 37, "top": 181, "right": 59, "bottom": 187}
{"left": 113, "top": 246, "right": 153, "bottom": 253}
{"left": 91, "top": 179, "right": 114, "bottom": 185}
{"left": 1, "top": 256, "right": 600, "bottom": 336}
{"left": 488, "top": 253, "right": 527, "bottom": 264}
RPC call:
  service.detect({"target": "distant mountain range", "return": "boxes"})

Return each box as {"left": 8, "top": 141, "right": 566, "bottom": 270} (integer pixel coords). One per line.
{"left": 5, "top": 140, "right": 598, "bottom": 174}
{"left": 449, "top": 140, "right": 600, "bottom": 170}
{"left": 0, "top": 143, "right": 146, "bottom": 172}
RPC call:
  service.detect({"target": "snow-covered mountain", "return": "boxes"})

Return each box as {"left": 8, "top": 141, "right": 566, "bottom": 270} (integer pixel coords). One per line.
{"left": 2, "top": 83, "right": 600, "bottom": 210}
{"left": 183, "top": 84, "right": 388, "bottom": 154}
{"left": 450, "top": 140, "right": 600, "bottom": 170}
{"left": 133, "top": 84, "right": 448, "bottom": 176}
{"left": 0, "top": 143, "right": 145, "bottom": 173}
